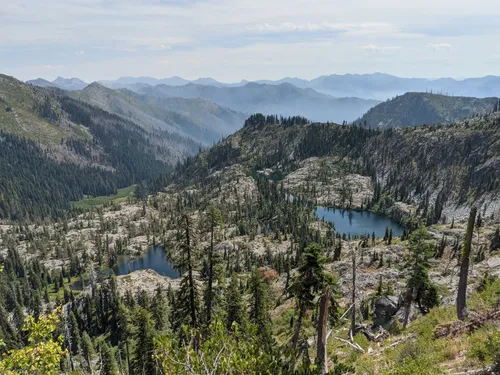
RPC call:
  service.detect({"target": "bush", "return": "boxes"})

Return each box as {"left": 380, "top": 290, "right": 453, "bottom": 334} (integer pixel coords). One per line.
{"left": 469, "top": 329, "right": 500, "bottom": 370}
{"left": 389, "top": 339, "right": 442, "bottom": 375}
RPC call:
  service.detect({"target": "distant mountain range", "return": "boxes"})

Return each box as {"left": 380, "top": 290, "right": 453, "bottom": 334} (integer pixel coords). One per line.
{"left": 128, "top": 82, "right": 379, "bottom": 123}
{"left": 357, "top": 92, "right": 500, "bottom": 129}
{"left": 95, "top": 73, "right": 500, "bottom": 100}
{"left": 29, "top": 73, "right": 500, "bottom": 101}
{"left": 28, "top": 77, "right": 88, "bottom": 91}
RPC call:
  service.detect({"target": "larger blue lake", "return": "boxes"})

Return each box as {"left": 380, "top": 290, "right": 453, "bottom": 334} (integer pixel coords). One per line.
{"left": 315, "top": 206, "right": 403, "bottom": 238}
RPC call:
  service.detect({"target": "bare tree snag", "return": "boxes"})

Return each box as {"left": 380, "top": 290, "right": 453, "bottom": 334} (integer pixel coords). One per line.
{"left": 316, "top": 286, "right": 331, "bottom": 375}
{"left": 457, "top": 207, "right": 477, "bottom": 320}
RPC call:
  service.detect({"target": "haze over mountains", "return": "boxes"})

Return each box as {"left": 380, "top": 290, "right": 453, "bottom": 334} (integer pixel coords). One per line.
{"left": 71, "top": 83, "right": 247, "bottom": 144}
{"left": 26, "top": 73, "right": 500, "bottom": 125}
{"left": 27, "top": 77, "right": 88, "bottom": 91}
{"left": 96, "top": 73, "right": 500, "bottom": 100}
{"left": 130, "top": 82, "right": 378, "bottom": 123}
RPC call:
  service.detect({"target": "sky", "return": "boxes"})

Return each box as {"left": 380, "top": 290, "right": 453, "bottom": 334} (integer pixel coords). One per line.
{"left": 1, "top": 0, "right": 500, "bottom": 83}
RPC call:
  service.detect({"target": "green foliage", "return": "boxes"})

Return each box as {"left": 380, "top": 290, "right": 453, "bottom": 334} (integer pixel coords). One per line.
{"left": 0, "top": 131, "right": 118, "bottom": 220}
{"left": 71, "top": 185, "right": 137, "bottom": 210}
{"left": 155, "top": 319, "right": 284, "bottom": 374}
{"left": 249, "top": 268, "right": 274, "bottom": 346}
{"left": 468, "top": 328, "right": 500, "bottom": 370}
{"left": 225, "top": 273, "right": 248, "bottom": 331}
{"left": 388, "top": 339, "right": 442, "bottom": 375}
{"left": 0, "top": 312, "right": 66, "bottom": 375}
{"left": 405, "top": 228, "right": 440, "bottom": 314}
{"left": 289, "top": 243, "right": 334, "bottom": 311}
{"left": 100, "top": 342, "right": 119, "bottom": 375}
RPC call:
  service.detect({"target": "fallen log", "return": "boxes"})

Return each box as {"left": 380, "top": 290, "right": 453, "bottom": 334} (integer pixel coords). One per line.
{"left": 434, "top": 308, "right": 500, "bottom": 339}
{"left": 332, "top": 336, "right": 365, "bottom": 353}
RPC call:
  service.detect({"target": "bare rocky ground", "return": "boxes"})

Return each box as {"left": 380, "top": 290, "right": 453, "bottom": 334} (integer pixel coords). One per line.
{"left": 1, "top": 159, "right": 499, "bottom": 306}
{"left": 282, "top": 157, "right": 373, "bottom": 208}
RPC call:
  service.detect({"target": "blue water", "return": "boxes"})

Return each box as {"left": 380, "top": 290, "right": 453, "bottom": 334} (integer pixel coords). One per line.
{"left": 315, "top": 207, "right": 403, "bottom": 238}
{"left": 114, "top": 246, "right": 180, "bottom": 278}
{"left": 70, "top": 247, "right": 179, "bottom": 291}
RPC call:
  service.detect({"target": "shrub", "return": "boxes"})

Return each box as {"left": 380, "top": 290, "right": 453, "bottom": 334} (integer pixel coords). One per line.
{"left": 469, "top": 329, "right": 500, "bottom": 370}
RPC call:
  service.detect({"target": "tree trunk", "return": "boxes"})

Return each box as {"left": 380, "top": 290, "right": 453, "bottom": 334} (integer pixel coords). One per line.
{"left": 184, "top": 215, "right": 197, "bottom": 329}
{"left": 126, "top": 340, "right": 133, "bottom": 375}
{"left": 207, "top": 216, "right": 214, "bottom": 325}
{"left": 290, "top": 303, "right": 306, "bottom": 350}
{"left": 403, "top": 290, "right": 412, "bottom": 329}
{"left": 350, "top": 249, "right": 356, "bottom": 339}
{"left": 457, "top": 207, "right": 477, "bottom": 320}
{"left": 316, "top": 287, "right": 331, "bottom": 375}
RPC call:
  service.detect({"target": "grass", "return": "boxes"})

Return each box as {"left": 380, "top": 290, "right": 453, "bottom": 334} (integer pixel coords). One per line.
{"left": 352, "top": 277, "right": 500, "bottom": 375}
{"left": 71, "top": 185, "right": 137, "bottom": 210}
{"left": 47, "top": 274, "right": 84, "bottom": 302}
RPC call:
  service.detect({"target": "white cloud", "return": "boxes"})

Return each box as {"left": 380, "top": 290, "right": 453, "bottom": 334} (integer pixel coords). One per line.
{"left": 2, "top": 0, "right": 500, "bottom": 81}
{"left": 361, "top": 44, "right": 402, "bottom": 51}
{"left": 42, "top": 64, "right": 65, "bottom": 69}
{"left": 427, "top": 43, "right": 452, "bottom": 50}
{"left": 76, "top": 50, "right": 85, "bottom": 55}
{"left": 245, "top": 22, "right": 423, "bottom": 39}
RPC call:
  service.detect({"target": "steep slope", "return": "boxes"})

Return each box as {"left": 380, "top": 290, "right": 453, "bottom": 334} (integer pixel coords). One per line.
{"left": 0, "top": 74, "right": 200, "bottom": 220}
{"left": 27, "top": 76, "right": 88, "bottom": 91}
{"left": 1, "top": 74, "right": 86, "bottom": 146}
{"left": 158, "top": 112, "right": 500, "bottom": 223}
{"left": 136, "top": 82, "right": 379, "bottom": 123}
{"left": 357, "top": 92, "right": 500, "bottom": 128}
{"left": 72, "top": 83, "right": 246, "bottom": 144}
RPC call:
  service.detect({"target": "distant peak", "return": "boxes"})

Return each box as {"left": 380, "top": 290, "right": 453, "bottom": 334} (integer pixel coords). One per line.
{"left": 85, "top": 81, "right": 106, "bottom": 90}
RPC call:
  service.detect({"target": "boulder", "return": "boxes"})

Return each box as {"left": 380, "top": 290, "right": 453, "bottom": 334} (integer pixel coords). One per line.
{"left": 373, "top": 295, "right": 401, "bottom": 327}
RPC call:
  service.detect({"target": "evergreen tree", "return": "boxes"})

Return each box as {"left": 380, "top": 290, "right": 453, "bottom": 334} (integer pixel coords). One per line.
{"left": 491, "top": 228, "right": 500, "bottom": 251}
{"left": 81, "top": 331, "right": 95, "bottom": 373}
{"left": 100, "top": 342, "right": 119, "bottom": 375}
{"left": 248, "top": 269, "right": 273, "bottom": 346}
{"left": 150, "top": 285, "right": 168, "bottom": 331}
{"left": 225, "top": 273, "right": 247, "bottom": 331}
{"left": 203, "top": 206, "right": 223, "bottom": 326}
{"left": 403, "top": 228, "right": 439, "bottom": 327}
{"left": 132, "top": 308, "right": 156, "bottom": 375}
{"left": 288, "top": 243, "right": 333, "bottom": 350}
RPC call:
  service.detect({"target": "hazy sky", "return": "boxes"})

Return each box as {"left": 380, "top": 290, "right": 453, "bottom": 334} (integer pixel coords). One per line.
{"left": 2, "top": 0, "right": 500, "bottom": 82}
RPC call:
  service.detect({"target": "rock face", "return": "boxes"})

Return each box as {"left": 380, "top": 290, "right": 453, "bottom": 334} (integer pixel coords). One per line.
{"left": 373, "top": 295, "right": 401, "bottom": 327}
{"left": 282, "top": 157, "right": 373, "bottom": 209}
{"left": 116, "top": 269, "right": 177, "bottom": 296}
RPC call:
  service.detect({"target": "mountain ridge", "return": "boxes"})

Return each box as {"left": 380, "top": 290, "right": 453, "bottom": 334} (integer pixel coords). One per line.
{"left": 133, "top": 82, "right": 379, "bottom": 123}
{"left": 357, "top": 92, "right": 500, "bottom": 128}
{"left": 95, "top": 72, "right": 500, "bottom": 100}
{"left": 72, "top": 82, "right": 247, "bottom": 145}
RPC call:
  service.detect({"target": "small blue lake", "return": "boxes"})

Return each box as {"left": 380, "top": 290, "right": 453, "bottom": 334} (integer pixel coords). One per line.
{"left": 114, "top": 246, "right": 180, "bottom": 278}
{"left": 315, "top": 206, "right": 403, "bottom": 238}
{"left": 70, "top": 247, "right": 178, "bottom": 291}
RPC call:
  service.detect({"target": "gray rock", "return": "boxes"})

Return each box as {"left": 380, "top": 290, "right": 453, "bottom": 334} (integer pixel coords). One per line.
{"left": 373, "top": 295, "right": 401, "bottom": 326}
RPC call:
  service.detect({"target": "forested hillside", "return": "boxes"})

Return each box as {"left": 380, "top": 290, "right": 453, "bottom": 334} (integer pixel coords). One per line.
{"left": 154, "top": 112, "right": 500, "bottom": 223}
{"left": 72, "top": 83, "right": 246, "bottom": 145}
{"left": 0, "top": 74, "right": 200, "bottom": 220}
{"left": 358, "top": 92, "right": 500, "bottom": 128}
